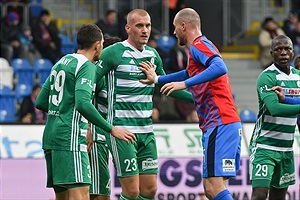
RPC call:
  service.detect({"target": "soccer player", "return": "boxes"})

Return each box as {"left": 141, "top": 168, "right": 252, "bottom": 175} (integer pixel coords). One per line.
{"left": 139, "top": 8, "right": 241, "bottom": 200}
{"left": 35, "top": 24, "right": 136, "bottom": 200}
{"left": 97, "top": 9, "right": 194, "bottom": 200}
{"left": 248, "top": 35, "right": 299, "bottom": 200}
{"left": 89, "top": 36, "right": 122, "bottom": 200}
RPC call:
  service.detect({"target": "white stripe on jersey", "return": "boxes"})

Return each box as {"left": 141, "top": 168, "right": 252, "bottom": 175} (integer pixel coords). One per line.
{"left": 72, "top": 53, "right": 89, "bottom": 76}
{"left": 98, "top": 104, "right": 108, "bottom": 113}
{"left": 256, "top": 144, "right": 293, "bottom": 151}
{"left": 260, "top": 130, "right": 295, "bottom": 141}
{"left": 115, "top": 125, "right": 153, "bottom": 133}
{"left": 116, "top": 94, "right": 152, "bottom": 102}
{"left": 264, "top": 115, "right": 297, "bottom": 125}
{"left": 117, "top": 78, "right": 154, "bottom": 88}
{"left": 116, "top": 110, "right": 152, "bottom": 118}
{"left": 122, "top": 49, "right": 156, "bottom": 59}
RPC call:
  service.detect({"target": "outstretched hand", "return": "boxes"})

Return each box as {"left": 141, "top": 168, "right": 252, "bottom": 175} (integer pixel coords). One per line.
{"left": 161, "top": 81, "right": 187, "bottom": 96}
{"left": 139, "top": 61, "right": 157, "bottom": 84}
{"left": 271, "top": 86, "right": 285, "bottom": 102}
{"left": 111, "top": 126, "right": 136, "bottom": 144}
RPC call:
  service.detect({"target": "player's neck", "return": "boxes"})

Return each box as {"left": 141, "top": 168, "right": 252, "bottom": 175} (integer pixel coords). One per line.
{"left": 77, "top": 49, "right": 94, "bottom": 62}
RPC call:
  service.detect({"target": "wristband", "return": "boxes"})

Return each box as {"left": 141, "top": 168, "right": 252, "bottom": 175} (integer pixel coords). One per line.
{"left": 154, "top": 75, "right": 159, "bottom": 84}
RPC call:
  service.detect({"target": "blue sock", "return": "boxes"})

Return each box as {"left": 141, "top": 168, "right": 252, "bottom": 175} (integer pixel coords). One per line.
{"left": 213, "top": 189, "right": 233, "bottom": 200}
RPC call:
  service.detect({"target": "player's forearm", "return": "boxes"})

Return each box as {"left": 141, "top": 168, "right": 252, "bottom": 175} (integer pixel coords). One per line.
{"left": 75, "top": 90, "right": 112, "bottom": 133}
{"left": 35, "top": 87, "right": 49, "bottom": 112}
{"left": 265, "top": 95, "right": 300, "bottom": 116}
{"left": 168, "top": 88, "right": 194, "bottom": 103}
{"left": 158, "top": 70, "right": 188, "bottom": 84}
{"left": 284, "top": 97, "right": 300, "bottom": 104}
{"left": 184, "top": 56, "right": 227, "bottom": 87}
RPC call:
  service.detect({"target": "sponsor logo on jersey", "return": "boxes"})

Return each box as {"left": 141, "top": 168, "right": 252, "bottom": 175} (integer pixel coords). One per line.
{"left": 284, "top": 88, "right": 300, "bottom": 95}
{"left": 279, "top": 173, "right": 295, "bottom": 185}
{"left": 142, "top": 158, "right": 158, "bottom": 171}
{"left": 222, "top": 159, "right": 235, "bottom": 172}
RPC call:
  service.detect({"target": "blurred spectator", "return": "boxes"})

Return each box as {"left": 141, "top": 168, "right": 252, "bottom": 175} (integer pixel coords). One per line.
{"left": 258, "top": 17, "right": 285, "bottom": 68}
{"left": 293, "top": 54, "right": 300, "bottom": 132}
{"left": 19, "top": 84, "right": 46, "bottom": 123}
{"left": 174, "top": 99, "right": 198, "bottom": 123}
{"left": 152, "top": 87, "right": 181, "bottom": 122}
{"left": 294, "top": 54, "right": 300, "bottom": 70}
{"left": 0, "top": 11, "right": 31, "bottom": 64}
{"left": 95, "top": 9, "right": 118, "bottom": 37}
{"left": 19, "top": 25, "right": 42, "bottom": 64}
{"left": 32, "top": 8, "right": 62, "bottom": 64}
{"left": 282, "top": 12, "right": 299, "bottom": 55}
{"left": 169, "top": 40, "right": 188, "bottom": 73}
{"left": 5, "top": 0, "right": 29, "bottom": 24}
{"left": 167, "top": 0, "right": 185, "bottom": 35}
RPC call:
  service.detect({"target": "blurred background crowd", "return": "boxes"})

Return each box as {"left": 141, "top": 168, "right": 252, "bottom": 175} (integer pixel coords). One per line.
{"left": 0, "top": 0, "right": 300, "bottom": 124}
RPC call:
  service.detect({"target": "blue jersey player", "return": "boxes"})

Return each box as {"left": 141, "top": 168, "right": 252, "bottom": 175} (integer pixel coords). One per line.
{"left": 139, "top": 8, "right": 241, "bottom": 200}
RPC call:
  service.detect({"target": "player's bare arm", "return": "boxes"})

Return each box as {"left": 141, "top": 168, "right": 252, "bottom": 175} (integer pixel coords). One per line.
{"left": 139, "top": 61, "right": 157, "bottom": 84}
{"left": 86, "top": 122, "right": 93, "bottom": 153}
{"left": 271, "top": 85, "right": 285, "bottom": 102}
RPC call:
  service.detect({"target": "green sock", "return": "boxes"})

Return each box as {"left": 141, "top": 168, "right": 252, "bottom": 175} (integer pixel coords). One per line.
{"left": 120, "top": 193, "right": 137, "bottom": 200}
{"left": 138, "top": 194, "right": 154, "bottom": 200}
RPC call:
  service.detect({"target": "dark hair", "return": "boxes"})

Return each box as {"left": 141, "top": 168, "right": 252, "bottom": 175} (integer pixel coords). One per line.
{"left": 40, "top": 8, "right": 50, "bottom": 17}
{"left": 32, "top": 84, "right": 41, "bottom": 92}
{"left": 106, "top": 10, "right": 117, "bottom": 17}
{"left": 77, "top": 24, "right": 103, "bottom": 49}
{"left": 103, "top": 36, "right": 122, "bottom": 48}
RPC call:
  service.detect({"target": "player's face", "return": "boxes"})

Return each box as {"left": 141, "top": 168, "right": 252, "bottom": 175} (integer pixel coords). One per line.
{"left": 126, "top": 14, "right": 151, "bottom": 50}
{"left": 271, "top": 38, "right": 294, "bottom": 69}
{"left": 173, "top": 17, "right": 186, "bottom": 46}
{"left": 93, "top": 38, "right": 104, "bottom": 62}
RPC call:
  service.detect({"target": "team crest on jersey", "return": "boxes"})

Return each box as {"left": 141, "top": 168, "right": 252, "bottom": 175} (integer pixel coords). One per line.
{"left": 150, "top": 57, "right": 155, "bottom": 64}
{"left": 222, "top": 159, "right": 235, "bottom": 172}
{"left": 142, "top": 158, "right": 158, "bottom": 171}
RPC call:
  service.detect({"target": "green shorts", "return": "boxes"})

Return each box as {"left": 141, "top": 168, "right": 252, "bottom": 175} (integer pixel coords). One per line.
{"left": 89, "top": 142, "right": 110, "bottom": 196}
{"left": 44, "top": 149, "right": 91, "bottom": 190}
{"left": 249, "top": 148, "right": 295, "bottom": 188}
{"left": 106, "top": 132, "right": 158, "bottom": 177}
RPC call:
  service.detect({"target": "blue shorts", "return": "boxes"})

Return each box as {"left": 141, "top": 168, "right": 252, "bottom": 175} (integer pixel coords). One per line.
{"left": 202, "top": 122, "right": 242, "bottom": 178}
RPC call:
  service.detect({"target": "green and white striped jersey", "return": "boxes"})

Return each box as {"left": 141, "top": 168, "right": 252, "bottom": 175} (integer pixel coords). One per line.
{"left": 98, "top": 41, "right": 166, "bottom": 134}
{"left": 91, "top": 62, "right": 108, "bottom": 143}
{"left": 250, "top": 64, "right": 300, "bottom": 152}
{"left": 42, "top": 53, "right": 96, "bottom": 151}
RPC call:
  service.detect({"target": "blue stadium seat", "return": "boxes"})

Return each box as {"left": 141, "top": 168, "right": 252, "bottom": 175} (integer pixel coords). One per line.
{"left": 0, "top": 108, "right": 16, "bottom": 123}
{"left": 15, "top": 84, "right": 32, "bottom": 102}
{"left": 59, "top": 34, "right": 74, "bottom": 54}
{"left": 0, "top": 85, "right": 16, "bottom": 123}
{"left": 239, "top": 109, "right": 257, "bottom": 123}
{"left": 157, "top": 35, "right": 176, "bottom": 53}
{"left": 11, "top": 58, "right": 34, "bottom": 87}
{"left": 34, "top": 58, "right": 53, "bottom": 85}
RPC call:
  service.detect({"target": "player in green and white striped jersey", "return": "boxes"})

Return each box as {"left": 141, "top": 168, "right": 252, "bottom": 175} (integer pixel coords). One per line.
{"left": 97, "top": 9, "right": 194, "bottom": 200}
{"left": 36, "top": 24, "right": 136, "bottom": 200}
{"left": 89, "top": 36, "right": 122, "bottom": 200}
{"left": 249, "top": 35, "right": 300, "bottom": 200}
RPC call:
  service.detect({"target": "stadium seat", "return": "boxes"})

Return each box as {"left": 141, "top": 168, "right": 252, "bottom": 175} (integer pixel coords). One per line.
{"left": 34, "top": 58, "right": 53, "bottom": 85}
{"left": 239, "top": 109, "right": 257, "bottom": 123}
{"left": 0, "top": 57, "right": 14, "bottom": 89}
{"left": 59, "top": 34, "right": 74, "bottom": 54}
{"left": 0, "top": 108, "right": 16, "bottom": 123}
{"left": 0, "top": 85, "right": 16, "bottom": 123}
{"left": 11, "top": 58, "right": 34, "bottom": 87}
{"left": 157, "top": 35, "right": 176, "bottom": 53}
{"left": 15, "top": 83, "right": 32, "bottom": 102}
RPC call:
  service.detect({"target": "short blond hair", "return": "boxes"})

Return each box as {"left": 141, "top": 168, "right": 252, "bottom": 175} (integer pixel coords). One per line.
{"left": 127, "top": 9, "right": 150, "bottom": 24}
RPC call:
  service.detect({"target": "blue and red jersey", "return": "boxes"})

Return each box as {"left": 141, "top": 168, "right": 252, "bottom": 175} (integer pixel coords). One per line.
{"left": 187, "top": 36, "right": 240, "bottom": 131}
